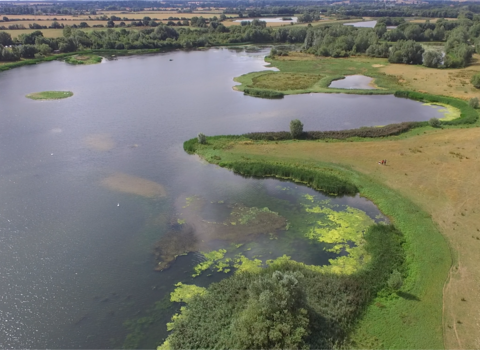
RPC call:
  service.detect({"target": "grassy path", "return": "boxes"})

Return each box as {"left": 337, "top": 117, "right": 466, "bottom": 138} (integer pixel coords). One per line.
{"left": 191, "top": 125, "right": 480, "bottom": 348}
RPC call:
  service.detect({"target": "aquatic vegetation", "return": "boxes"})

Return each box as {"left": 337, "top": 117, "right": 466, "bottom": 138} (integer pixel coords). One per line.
{"left": 123, "top": 295, "right": 173, "bottom": 349}
{"left": 422, "top": 102, "right": 460, "bottom": 121}
{"left": 170, "top": 283, "right": 207, "bottom": 303}
{"left": 153, "top": 225, "right": 198, "bottom": 271}
{"left": 101, "top": 173, "right": 167, "bottom": 198}
{"left": 304, "top": 206, "right": 373, "bottom": 250}
{"left": 395, "top": 90, "right": 478, "bottom": 125}
{"left": 25, "top": 91, "right": 73, "bottom": 100}
{"left": 234, "top": 206, "right": 278, "bottom": 225}
{"left": 192, "top": 249, "right": 227, "bottom": 277}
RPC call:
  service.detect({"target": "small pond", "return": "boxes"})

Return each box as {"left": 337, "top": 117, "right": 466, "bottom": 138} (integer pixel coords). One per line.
{"left": 344, "top": 20, "right": 377, "bottom": 28}
{"left": 329, "top": 75, "right": 376, "bottom": 90}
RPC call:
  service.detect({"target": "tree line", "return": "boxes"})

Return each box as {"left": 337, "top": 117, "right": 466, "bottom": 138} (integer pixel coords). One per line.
{"left": 1, "top": 14, "right": 480, "bottom": 69}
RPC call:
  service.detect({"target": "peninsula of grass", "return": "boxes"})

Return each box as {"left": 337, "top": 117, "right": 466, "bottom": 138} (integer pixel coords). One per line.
{"left": 26, "top": 91, "right": 73, "bottom": 100}
{"left": 64, "top": 54, "right": 102, "bottom": 65}
{"left": 179, "top": 134, "right": 451, "bottom": 348}
{"left": 234, "top": 52, "right": 400, "bottom": 97}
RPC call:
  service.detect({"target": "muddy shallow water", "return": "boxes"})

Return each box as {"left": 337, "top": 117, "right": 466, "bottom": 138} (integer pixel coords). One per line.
{"left": 0, "top": 48, "right": 445, "bottom": 348}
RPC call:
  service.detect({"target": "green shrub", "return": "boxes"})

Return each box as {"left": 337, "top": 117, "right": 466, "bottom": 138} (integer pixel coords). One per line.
{"left": 469, "top": 97, "right": 479, "bottom": 108}
{"left": 471, "top": 73, "right": 480, "bottom": 89}
{"left": 387, "top": 269, "right": 404, "bottom": 291}
{"left": 428, "top": 118, "right": 441, "bottom": 128}
{"left": 290, "top": 119, "right": 304, "bottom": 139}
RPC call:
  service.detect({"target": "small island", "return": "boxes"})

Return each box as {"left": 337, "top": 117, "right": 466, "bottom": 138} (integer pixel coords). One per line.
{"left": 64, "top": 55, "right": 102, "bottom": 65}
{"left": 26, "top": 91, "right": 73, "bottom": 100}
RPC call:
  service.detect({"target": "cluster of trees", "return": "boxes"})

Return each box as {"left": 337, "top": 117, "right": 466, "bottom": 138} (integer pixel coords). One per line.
{"left": 303, "top": 16, "right": 480, "bottom": 68}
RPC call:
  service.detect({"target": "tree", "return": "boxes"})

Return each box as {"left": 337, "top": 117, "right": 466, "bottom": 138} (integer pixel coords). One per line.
{"left": 423, "top": 50, "right": 443, "bottom": 68}
{"left": 228, "top": 271, "right": 310, "bottom": 350}
{"left": 197, "top": 133, "right": 206, "bottom": 144}
{"left": 387, "top": 269, "right": 403, "bottom": 290}
{"left": 0, "top": 31, "right": 13, "bottom": 46}
{"left": 19, "top": 44, "right": 38, "bottom": 58}
{"left": 290, "top": 119, "right": 303, "bottom": 139}
{"left": 388, "top": 40, "right": 424, "bottom": 65}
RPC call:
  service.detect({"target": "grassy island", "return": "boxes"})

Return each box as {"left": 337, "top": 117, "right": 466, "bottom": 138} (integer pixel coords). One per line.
{"left": 64, "top": 54, "right": 102, "bottom": 65}
{"left": 25, "top": 91, "right": 73, "bottom": 100}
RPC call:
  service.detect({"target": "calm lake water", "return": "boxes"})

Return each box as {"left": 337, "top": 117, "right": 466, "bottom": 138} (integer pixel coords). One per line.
{"left": 0, "top": 48, "right": 445, "bottom": 349}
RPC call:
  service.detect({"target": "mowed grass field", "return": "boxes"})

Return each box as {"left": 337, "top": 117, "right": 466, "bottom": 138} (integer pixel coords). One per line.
{"left": 198, "top": 124, "right": 480, "bottom": 349}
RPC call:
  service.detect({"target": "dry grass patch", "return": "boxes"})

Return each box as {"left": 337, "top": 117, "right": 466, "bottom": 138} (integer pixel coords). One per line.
{"left": 381, "top": 55, "right": 480, "bottom": 100}
{"left": 225, "top": 127, "right": 480, "bottom": 349}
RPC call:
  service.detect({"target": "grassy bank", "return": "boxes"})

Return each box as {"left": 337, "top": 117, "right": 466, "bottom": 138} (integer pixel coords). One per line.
{"left": 184, "top": 135, "right": 451, "bottom": 348}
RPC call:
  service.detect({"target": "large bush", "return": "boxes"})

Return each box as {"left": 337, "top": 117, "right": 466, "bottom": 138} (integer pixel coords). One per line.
{"left": 471, "top": 73, "right": 480, "bottom": 89}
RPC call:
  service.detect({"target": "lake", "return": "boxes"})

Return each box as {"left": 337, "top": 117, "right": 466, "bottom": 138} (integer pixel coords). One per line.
{"left": 0, "top": 48, "right": 445, "bottom": 348}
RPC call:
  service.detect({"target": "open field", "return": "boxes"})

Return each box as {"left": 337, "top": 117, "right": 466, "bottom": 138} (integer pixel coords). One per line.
{"left": 381, "top": 54, "right": 480, "bottom": 100}
{"left": 192, "top": 123, "right": 480, "bottom": 349}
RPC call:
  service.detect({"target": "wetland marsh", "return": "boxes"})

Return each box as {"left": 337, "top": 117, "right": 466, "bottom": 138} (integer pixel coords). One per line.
{"left": 0, "top": 48, "right": 449, "bottom": 349}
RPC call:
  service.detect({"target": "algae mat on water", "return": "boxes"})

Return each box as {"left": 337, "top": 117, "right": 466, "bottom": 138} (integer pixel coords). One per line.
{"left": 26, "top": 91, "right": 73, "bottom": 100}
